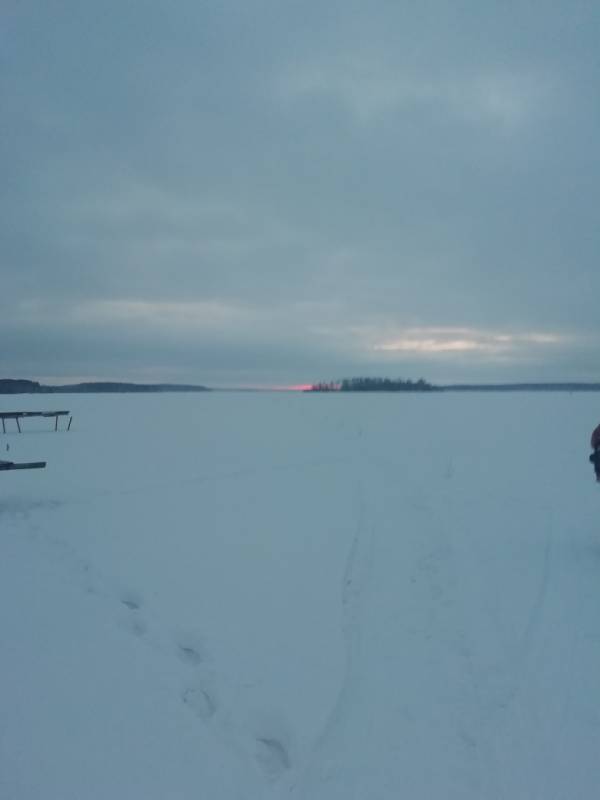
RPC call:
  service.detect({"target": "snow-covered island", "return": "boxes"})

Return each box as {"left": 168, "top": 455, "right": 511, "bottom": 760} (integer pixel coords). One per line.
{"left": 1, "top": 390, "right": 599, "bottom": 799}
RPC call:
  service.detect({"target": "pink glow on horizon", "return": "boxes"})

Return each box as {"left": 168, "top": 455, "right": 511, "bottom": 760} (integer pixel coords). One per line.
{"left": 227, "top": 383, "right": 314, "bottom": 392}
{"left": 276, "top": 383, "right": 314, "bottom": 392}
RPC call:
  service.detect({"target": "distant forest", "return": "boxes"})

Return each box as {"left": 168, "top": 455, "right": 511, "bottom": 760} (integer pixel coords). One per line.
{"left": 0, "top": 379, "right": 209, "bottom": 394}
{"left": 309, "top": 378, "right": 600, "bottom": 393}
{"left": 310, "top": 377, "right": 438, "bottom": 392}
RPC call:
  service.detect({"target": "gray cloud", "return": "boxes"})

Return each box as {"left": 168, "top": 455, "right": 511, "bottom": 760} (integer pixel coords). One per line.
{"left": 2, "top": 1, "right": 600, "bottom": 385}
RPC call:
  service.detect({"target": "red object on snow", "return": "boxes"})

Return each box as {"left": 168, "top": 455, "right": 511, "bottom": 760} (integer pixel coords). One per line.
{"left": 591, "top": 424, "right": 600, "bottom": 449}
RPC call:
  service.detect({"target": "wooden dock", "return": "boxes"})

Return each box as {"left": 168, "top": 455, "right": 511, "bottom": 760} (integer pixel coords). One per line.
{"left": 0, "top": 459, "right": 46, "bottom": 471}
{"left": 0, "top": 411, "right": 71, "bottom": 433}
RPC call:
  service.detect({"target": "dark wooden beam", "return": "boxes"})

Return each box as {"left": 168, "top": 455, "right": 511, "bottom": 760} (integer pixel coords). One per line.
{"left": 0, "top": 460, "right": 46, "bottom": 471}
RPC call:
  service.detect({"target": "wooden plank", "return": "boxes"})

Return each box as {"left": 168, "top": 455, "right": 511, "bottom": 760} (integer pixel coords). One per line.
{"left": 0, "top": 460, "right": 46, "bottom": 471}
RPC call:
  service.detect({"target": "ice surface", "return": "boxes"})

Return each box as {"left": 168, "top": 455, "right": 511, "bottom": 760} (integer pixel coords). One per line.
{"left": 1, "top": 391, "right": 600, "bottom": 799}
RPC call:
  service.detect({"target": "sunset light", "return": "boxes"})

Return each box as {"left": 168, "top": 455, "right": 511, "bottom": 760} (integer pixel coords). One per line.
{"left": 373, "top": 328, "right": 566, "bottom": 357}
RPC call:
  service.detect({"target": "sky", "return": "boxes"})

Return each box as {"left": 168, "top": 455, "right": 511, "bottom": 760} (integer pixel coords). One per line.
{"left": 2, "top": 0, "right": 600, "bottom": 388}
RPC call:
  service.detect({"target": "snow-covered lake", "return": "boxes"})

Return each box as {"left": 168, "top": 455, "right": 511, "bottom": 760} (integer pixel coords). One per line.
{"left": 1, "top": 391, "right": 599, "bottom": 799}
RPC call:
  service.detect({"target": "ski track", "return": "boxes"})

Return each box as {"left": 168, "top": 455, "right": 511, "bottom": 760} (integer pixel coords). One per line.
{"left": 293, "top": 477, "right": 374, "bottom": 797}
{"left": 448, "top": 504, "right": 562, "bottom": 800}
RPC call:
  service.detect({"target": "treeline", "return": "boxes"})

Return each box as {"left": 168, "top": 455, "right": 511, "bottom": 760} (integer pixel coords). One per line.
{"left": 311, "top": 377, "right": 438, "bottom": 392}
{"left": 0, "top": 379, "right": 209, "bottom": 394}
{"left": 0, "top": 380, "right": 43, "bottom": 394}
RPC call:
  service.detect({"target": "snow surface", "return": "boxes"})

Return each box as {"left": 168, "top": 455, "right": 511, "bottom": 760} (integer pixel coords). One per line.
{"left": 1, "top": 391, "right": 600, "bottom": 799}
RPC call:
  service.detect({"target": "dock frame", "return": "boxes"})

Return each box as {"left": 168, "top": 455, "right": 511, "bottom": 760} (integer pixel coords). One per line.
{"left": 0, "top": 411, "right": 71, "bottom": 433}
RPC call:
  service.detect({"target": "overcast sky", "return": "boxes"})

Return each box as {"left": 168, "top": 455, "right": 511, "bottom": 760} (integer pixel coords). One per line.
{"left": 2, "top": 1, "right": 600, "bottom": 387}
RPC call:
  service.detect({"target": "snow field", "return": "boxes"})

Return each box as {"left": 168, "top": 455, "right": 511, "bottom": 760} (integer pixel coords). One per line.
{"left": 1, "top": 391, "right": 600, "bottom": 799}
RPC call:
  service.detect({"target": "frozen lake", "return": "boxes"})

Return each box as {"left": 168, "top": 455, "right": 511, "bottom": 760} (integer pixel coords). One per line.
{"left": 1, "top": 391, "right": 600, "bottom": 799}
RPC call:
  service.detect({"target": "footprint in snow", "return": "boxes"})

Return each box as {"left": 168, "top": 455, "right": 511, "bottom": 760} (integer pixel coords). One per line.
{"left": 182, "top": 685, "right": 218, "bottom": 721}
{"left": 248, "top": 712, "right": 292, "bottom": 778}
{"left": 255, "top": 736, "right": 291, "bottom": 776}
{"left": 119, "top": 591, "right": 147, "bottom": 637}
{"left": 175, "top": 633, "right": 207, "bottom": 666}
{"left": 120, "top": 593, "right": 142, "bottom": 611}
